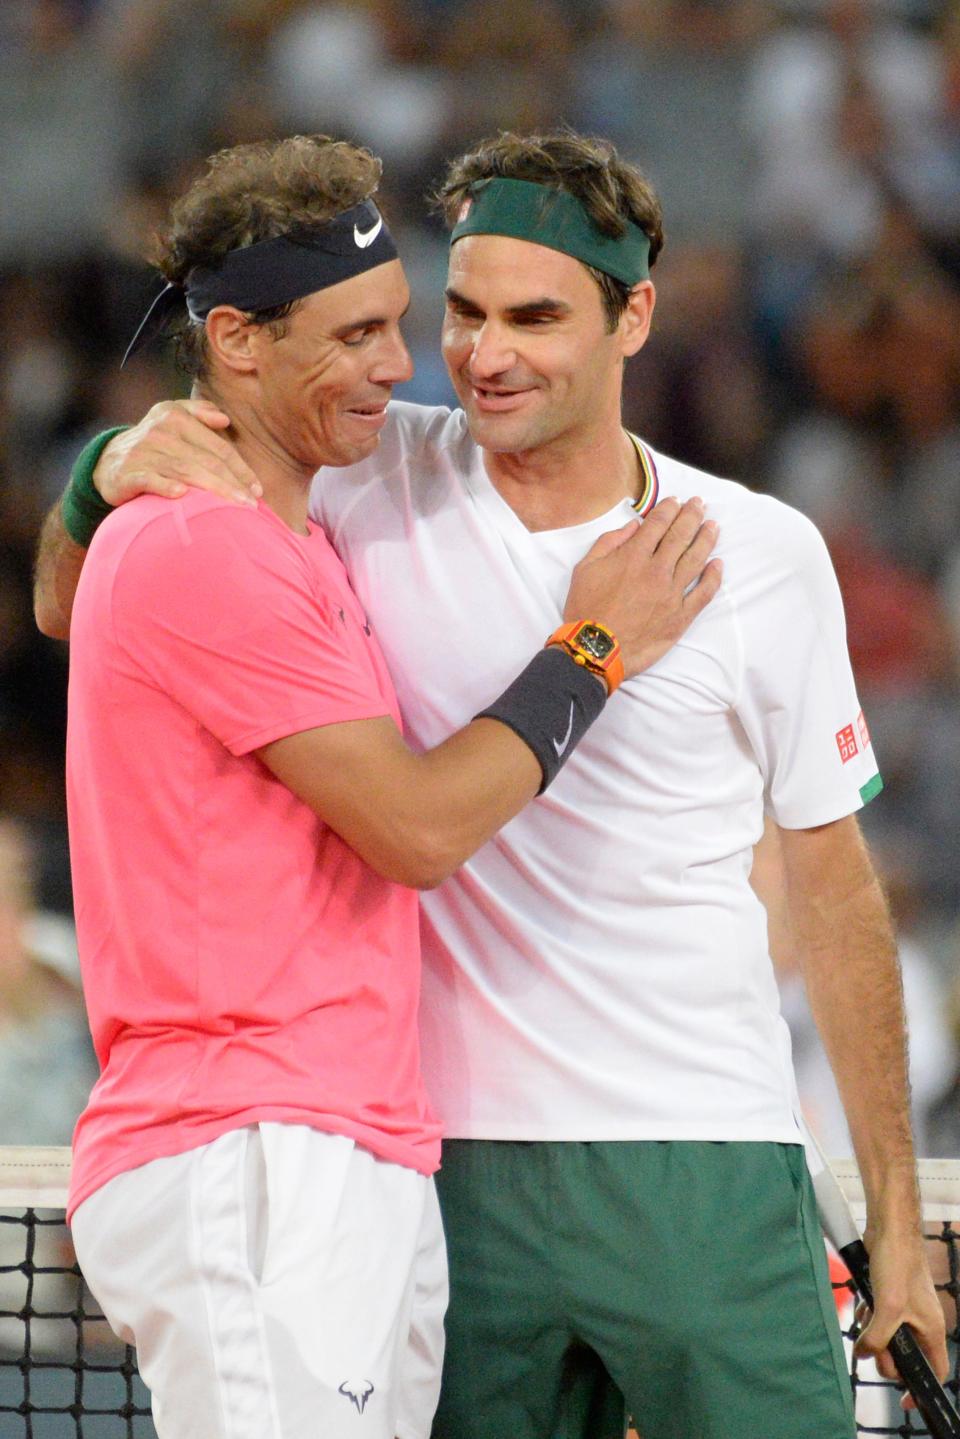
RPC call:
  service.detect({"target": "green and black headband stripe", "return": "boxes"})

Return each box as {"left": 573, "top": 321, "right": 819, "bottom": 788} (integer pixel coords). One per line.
{"left": 123, "top": 199, "right": 397, "bottom": 365}
{"left": 449, "top": 178, "right": 650, "bottom": 286}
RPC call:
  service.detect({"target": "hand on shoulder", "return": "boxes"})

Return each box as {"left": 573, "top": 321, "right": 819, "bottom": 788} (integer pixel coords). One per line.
{"left": 94, "top": 398, "right": 262, "bottom": 509}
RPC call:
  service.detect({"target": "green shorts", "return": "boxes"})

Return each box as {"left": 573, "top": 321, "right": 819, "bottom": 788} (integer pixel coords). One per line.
{"left": 431, "top": 1140, "right": 854, "bottom": 1439}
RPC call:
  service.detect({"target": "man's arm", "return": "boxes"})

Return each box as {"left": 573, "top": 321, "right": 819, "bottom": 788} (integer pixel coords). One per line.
{"left": 777, "top": 816, "right": 948, "bottom": 1384}
{"left": 259, "top": 500, "right": 721, "bottom": 888}
{"left": 33, "top": 503, "right": 89, "bottom": 639}
{"left": 259, "top": 714, "right": 540, "bottom": 889}
{"left": 33, "top": 400, "right": 260, "bottom": 639}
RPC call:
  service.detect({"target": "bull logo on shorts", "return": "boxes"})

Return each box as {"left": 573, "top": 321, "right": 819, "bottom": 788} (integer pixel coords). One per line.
{"left": 338, "top": 1378, "right": 375, "bottom": 1414}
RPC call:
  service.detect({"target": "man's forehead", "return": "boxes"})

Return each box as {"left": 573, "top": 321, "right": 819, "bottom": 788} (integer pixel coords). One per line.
{"left": 446, "top": 234, "right": 595, "bottom": 305}
{"left": 305, "top": 258, "right": 410, "bottom": 321}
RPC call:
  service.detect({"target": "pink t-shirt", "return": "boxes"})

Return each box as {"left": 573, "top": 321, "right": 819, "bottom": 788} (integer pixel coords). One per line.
{"left": 66, "top": 490, "right": 440, "bottom": 1219}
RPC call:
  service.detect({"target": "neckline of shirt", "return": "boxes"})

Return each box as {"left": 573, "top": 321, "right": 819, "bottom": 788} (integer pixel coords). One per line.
{"left": 466, "top": 433, "right": 661, "bottom": 544}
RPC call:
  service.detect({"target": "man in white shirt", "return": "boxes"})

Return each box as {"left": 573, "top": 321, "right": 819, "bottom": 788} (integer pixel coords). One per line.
{"left": 34, "top": 129, "right": 945, "bottom": 1439}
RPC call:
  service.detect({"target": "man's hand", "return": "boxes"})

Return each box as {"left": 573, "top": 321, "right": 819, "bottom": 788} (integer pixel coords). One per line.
{"left": 564, "top": 497, "right": 720, "bottom": 678}
{"left": 855, "top": 1225, "right": 949, "bottom": 1406}
{"left": 94, "top": 398, "right": 262, "bottom": 508}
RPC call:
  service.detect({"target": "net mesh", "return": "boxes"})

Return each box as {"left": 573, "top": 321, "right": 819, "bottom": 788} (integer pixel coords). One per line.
{"left": 0, "top": 1148, "right": 957, "bottom": 1438}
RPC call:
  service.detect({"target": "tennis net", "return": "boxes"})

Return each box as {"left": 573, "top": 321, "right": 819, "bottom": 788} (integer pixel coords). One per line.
{"left": 0, "top": 1147, "right": 957, "bottom": 1437}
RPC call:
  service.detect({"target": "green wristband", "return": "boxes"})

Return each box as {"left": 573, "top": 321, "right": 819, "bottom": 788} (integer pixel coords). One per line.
{"left": 60, "top": 426, "right": 131, "bottom": 548}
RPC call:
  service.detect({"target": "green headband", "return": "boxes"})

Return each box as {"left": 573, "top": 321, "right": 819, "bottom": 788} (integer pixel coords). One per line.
{"left": 449, "top": 177, "right": 650, "bottom": 286}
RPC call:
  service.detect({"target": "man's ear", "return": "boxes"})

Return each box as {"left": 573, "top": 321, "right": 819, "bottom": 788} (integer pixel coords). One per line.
{"left": 619, "top": 280, "right": 656, "bottom": 359}
{"left": 205, "top": 307, "right": 259, "bottom": 375}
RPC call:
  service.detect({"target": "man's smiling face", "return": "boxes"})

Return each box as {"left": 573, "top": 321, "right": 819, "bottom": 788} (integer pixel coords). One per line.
{"left": 441, "top": 234, "right": 628, "bottom": 457}
{"left": 249, "top": 258, "right": 413, "bottom": 471}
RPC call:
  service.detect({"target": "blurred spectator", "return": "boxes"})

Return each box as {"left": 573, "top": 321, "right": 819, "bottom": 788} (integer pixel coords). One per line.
{"left": 0, "top": 816, "right": 96, "bottom": 1144}
{"left": 623, "top": 241, "right": 768, "bottom": 478}
{"left": 927, "top": 966, "right": 960, "bottom": 1159}
{"left": 572, "top": 0, "right": 763, "bottom": 243}
{"left": 744, "top": 0, "right": 953, "bottom": 262}
{"left": 0, "top": 546, "right": 68, "bottom": 821}
{"left": 0, "top": 0, "right": 125, "bottom": 266}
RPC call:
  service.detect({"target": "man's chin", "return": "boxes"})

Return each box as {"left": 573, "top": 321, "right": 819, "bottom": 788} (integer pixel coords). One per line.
{"left": 460, "top": 402, "right": 539, "bottom": 454}
{"left": 312, "top": 431, "right": 383, "bottom": 472}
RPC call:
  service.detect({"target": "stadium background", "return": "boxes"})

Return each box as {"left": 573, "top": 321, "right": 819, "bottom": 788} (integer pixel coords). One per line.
{"left": 1, "top": 0, "right": 959, "bottom": 1160}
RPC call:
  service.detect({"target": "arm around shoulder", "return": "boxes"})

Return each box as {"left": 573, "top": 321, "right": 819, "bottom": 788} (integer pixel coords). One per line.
{"left": 33, "top": 427, "right": 128, "bottom": 639}
{"left": 257, "top": 711, "right": 543, "bottom": 890}
{"left": 34, "top": 500, "right": 88, "bottom": 639}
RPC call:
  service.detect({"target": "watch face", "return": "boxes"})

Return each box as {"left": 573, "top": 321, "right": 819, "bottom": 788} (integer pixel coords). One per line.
{"left": 575, "top": 624, "right": 614, "bottom": 661}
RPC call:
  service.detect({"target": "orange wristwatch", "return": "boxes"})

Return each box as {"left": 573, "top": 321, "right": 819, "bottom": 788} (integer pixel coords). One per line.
{"left": 546, "top": 621, "right": 624, "bottom": 695}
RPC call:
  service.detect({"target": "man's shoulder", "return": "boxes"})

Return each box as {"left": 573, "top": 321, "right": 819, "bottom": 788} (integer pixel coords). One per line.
{"left": 92, "top": 489, "right": 248, "bottom": 555}
{"left": 96, "top": 490, "right": 289, "bottom": 562}
{"left": 311, "top": 401, "right": 472, "bottom": 522}
{"left": 648, "top": 444, "right": 828, "bottom": 575}
{"left": 85, "top": 493, "right": 308, "bottom": 620}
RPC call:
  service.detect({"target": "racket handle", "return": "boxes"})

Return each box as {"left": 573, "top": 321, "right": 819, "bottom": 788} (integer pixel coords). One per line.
{"left": 839, "top": 1239, "right": 960, "bottom": 1439}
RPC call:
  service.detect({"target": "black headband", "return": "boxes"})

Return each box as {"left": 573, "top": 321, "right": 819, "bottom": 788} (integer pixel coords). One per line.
{"left": 122, "top": 199, "right": 398, "bottom": 366}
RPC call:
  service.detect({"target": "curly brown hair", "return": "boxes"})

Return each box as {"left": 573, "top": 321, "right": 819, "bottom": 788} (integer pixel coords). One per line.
{"left": 434, "top": 130, "right": 664, "bottom": 332}
{"left": 154, "top": 134, "right": 383, "bottom": 378}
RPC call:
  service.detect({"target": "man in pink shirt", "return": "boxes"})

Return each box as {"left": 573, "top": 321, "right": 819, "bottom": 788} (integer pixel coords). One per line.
{"left": 54, "top": 134, "right": 720, "bottom": 1439}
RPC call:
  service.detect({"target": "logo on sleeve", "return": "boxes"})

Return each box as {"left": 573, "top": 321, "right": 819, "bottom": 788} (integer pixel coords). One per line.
{"left": 835, "top": 723, "right": 859, "bottom": 764}
{"left": 857, "top": 709, "right": 871, "bottom": 749}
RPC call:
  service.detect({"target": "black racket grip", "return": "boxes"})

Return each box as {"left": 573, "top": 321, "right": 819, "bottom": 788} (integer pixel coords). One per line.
{"left": 839, "top": 1239, "right": 960, "bottom": 1439}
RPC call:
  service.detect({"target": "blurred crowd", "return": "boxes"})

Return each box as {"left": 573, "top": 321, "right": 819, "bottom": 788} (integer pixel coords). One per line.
{"left": 1, "top": 0, "right": 959, "bottom": 1156}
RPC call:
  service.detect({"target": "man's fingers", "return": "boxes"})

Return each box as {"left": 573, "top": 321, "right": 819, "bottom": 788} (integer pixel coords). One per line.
{"left": 674, "top": 520, "right": 719, "bottom": 590}
{"left": 179, "top": 399, "right": 232, "bottom": 428}
{"left": 117, "top": 398, "right": 262, "bottom": 501}
{"left": 579, "top": 519, "right": 640, "bottom": 565}
{"left": 648, "top": 497, "right": 709, "bottom": 571}
{"left": 90, "top": 395, "right": 264, "bottom": 511}
{"left": 632, "top": 495, "right": 681, "bottom": 551}
{"left": 855, "top": 1311, "right": 950, "bottom": 1398}
{"left": 162, "top": 454, "right": 260, "bottom": 506}
{"left": 157, "top": 431, "right": 261, "bottom": 498}
{"left": 680, "top": 557, "right": 723, "bottom": 617}
{"left": 159, "top": 413, "right": 261, "bottom": 496}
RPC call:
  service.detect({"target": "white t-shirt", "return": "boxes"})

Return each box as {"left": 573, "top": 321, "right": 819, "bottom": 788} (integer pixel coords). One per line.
{"left": 311, "top": 402, "right": 881, "bottom": 1144}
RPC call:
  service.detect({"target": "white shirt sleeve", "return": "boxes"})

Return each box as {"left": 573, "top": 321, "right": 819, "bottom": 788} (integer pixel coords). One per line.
{"left": 732, "top": 495, "right": 881, "bottom": 829}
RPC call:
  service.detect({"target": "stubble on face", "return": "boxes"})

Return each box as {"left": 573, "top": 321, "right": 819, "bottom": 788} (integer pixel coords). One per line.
{"left": 252, "top": 262, "right": 411, "bottom": 473}
{"left": 441, "top": 235, "right": 622, "bottom": 460}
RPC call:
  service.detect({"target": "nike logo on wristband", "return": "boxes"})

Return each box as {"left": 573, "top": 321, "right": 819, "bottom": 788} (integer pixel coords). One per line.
{"left": 553, "top": 702, "right": 575, "bottom": 758}
{"left": 353, "top": 216, "right": 383, "bottom": 248}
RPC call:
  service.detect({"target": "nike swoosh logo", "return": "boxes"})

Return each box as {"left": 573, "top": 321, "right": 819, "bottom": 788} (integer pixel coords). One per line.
{"left": 354, "top": 215, "right": 383, "bottom": 248}
{"left": 553, "top": 701, "right": 575, "bottom": 758}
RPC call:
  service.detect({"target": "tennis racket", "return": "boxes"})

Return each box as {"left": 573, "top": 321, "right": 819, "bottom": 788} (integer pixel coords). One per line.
{"left": 802, "top": 1122, "right": 960, "bottom": 1439}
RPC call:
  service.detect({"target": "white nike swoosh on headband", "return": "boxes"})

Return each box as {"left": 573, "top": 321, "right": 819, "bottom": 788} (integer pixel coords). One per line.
{"left": 354, "top": 216, "right": 383, "bottom": 248}
{"left": 553, "top": 701, "right": 575, "bottom": 758}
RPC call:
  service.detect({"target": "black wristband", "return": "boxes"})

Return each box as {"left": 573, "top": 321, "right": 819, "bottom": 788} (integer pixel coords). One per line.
{"left": 476, "top": 646, "right": 607, "bottom": 794}
{"left": 60, "top": 427, "right": 130, "bottom": 547}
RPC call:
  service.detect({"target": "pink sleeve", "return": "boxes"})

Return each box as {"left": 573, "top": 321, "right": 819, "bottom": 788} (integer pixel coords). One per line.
{"left": 108, "top": 505, "right": 393, "bottom": 754}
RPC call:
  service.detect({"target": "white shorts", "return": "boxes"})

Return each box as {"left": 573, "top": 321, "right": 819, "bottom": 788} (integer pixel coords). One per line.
{"left": 71, "top": 1124, "right": 447, "bottom": 1439}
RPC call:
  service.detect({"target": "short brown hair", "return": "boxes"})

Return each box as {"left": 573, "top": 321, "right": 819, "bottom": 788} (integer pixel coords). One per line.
{"left": 434, "top": 130, "right": 664, "bottom": 331}
{"left": 155, "top": 134, "right": 383, "bottom": 378}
